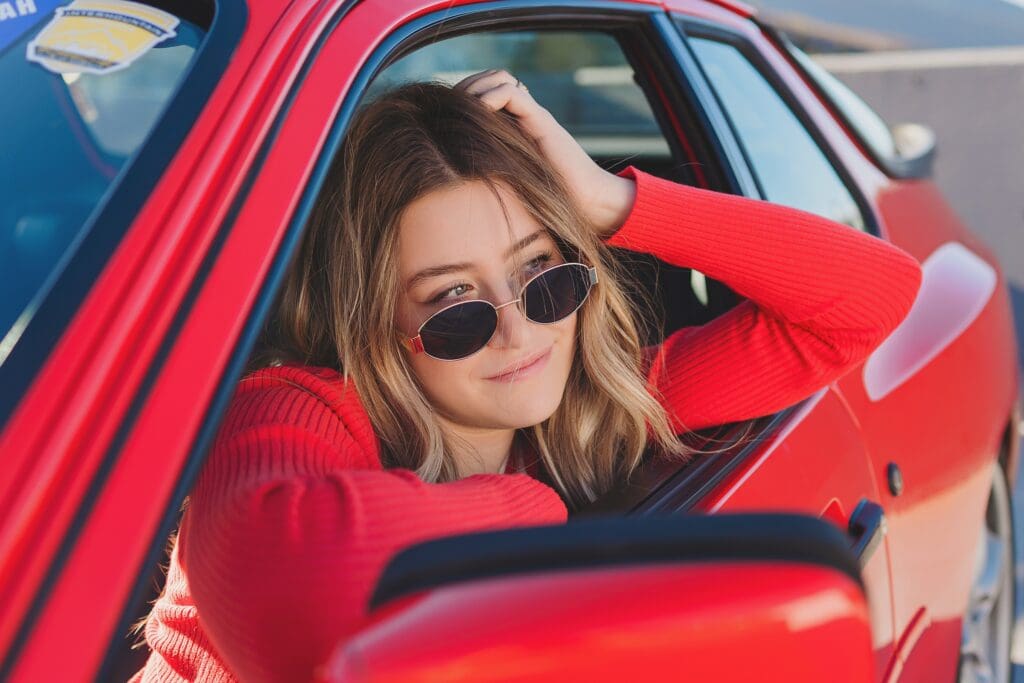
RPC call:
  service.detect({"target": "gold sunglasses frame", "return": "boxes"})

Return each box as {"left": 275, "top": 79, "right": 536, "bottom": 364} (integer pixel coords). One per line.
{"left": 405, "top": 262, "right": 598, "bottom": 361}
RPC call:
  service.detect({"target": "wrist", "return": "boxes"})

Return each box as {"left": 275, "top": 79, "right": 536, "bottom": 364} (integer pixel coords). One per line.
{"left": 590, "top": 173, "right": 637, "bottom": 239}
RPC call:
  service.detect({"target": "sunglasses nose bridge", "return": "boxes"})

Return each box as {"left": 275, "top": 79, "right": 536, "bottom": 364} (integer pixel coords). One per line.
{"left": 495, "top": 292, "right": 534, "bottom": 327}
{"left": 487, "top": 294, "right": 533, "bottom": 351}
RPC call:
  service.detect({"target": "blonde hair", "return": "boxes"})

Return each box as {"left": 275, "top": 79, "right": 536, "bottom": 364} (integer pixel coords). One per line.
{"left": 258, "top": 82, "right": 694, "bottom": 509}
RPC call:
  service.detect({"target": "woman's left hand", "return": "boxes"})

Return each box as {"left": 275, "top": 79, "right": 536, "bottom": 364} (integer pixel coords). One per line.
{"left": 453, "top": 69, "right": 636, "bottom": 239}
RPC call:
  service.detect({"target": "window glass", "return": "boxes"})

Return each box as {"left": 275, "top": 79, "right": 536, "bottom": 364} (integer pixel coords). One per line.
{"left": 783, "top": 38, "right": 897, "bottom": 162}
{"left": 689, "top": 37, "right": 865, "bottom": 231}
{"left": 0, "top": 1, "right": 206, "bottom": 361}
{"left": 370, "top": 31, "right": 672, "bottom": 164}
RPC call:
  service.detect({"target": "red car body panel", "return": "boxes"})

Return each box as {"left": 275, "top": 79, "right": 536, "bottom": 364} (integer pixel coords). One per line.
{"left": 0, "top": 0, "right": 309, "bottom": 661}
{"left": 0, "top": 0, "right": 1018, "bottom": 679}
{"left": 836, "top": 180, "right": 1020, "bottom": 675}
{"left": 668, "top": 3, "right": 1022, "bottom": 673}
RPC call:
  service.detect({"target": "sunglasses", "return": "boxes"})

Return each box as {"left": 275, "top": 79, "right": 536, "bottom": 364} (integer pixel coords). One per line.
{"left": 406, "top": 262, "right": 598, "bottom": 361}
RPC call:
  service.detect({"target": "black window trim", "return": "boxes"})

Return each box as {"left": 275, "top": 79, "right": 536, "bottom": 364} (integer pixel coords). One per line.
{"left": 577, "top": 406, "right": 800, "bottom": 516}
{"left": 675, "top": 16, "right": 882, "bottom": 237}
{"left": 91, "top": 2, "right": 827, "bottom": 676}
{"left": 648, "top": 11, "right": 759, "bottom": 199}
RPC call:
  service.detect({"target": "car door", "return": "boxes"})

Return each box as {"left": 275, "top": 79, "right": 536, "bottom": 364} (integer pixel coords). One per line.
{"left": 0, "top": 0, "right": 255, "bottom": 679}
{"left": 785, "top": 33, "right": 1022, "bottom": 677}
{"left": 830, "top": 107, "right": 1020, "bottom": 681}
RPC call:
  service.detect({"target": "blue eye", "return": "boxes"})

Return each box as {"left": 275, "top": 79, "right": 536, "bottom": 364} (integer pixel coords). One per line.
{"left": 523, "top": 252, "right": 552, "bottom": 275}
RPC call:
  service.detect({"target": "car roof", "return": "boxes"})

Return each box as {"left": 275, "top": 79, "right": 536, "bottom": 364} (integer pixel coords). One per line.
{"left": 250, "top": 0, "right": 756, "bottom": 29}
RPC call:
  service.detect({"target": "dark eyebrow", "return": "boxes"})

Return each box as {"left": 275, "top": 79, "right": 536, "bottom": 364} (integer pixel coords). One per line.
{"left": 505, "top": 229, "right": 545, "bottom": 259}
{"left": 405, "top": 230, "right": 547, "bottom": 292}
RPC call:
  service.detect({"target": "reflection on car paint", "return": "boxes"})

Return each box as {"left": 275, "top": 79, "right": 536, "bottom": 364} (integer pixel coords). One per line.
{"left": 863, "top": 241, "right": 997, "bottom": 401}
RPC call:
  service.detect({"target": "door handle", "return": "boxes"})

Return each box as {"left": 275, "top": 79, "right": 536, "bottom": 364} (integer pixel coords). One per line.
{"left": 848, "top": 499, "right": 887, "bottom": 568}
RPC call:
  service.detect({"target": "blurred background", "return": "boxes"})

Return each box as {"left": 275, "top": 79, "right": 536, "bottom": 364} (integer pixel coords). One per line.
{"left": 748, "top": 0, "right": 1024, "bottom": 674}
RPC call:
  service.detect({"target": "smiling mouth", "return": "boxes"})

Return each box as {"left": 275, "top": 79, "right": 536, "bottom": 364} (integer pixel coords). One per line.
{"left": 485, "top": 347, "right": 553, "bottom": 382}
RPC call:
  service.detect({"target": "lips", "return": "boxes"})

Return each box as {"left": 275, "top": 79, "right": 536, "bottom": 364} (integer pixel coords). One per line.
{"left": 485, "top": 347, "right": 552, "bottom": 382}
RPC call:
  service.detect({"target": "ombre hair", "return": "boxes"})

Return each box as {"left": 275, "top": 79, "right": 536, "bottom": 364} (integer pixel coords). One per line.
{"left": 256, "top": 81, "right": 695, "bottom": 509}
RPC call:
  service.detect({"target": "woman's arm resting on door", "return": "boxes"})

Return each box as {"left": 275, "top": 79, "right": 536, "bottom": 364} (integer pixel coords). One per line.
{"left": 183, "top": 382, "right": 567, "bottom": 683}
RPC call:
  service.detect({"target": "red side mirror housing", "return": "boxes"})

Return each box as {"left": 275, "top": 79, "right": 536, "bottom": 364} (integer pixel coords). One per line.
{"left": 319, "top": 514, "right": 873, "bottom": 682}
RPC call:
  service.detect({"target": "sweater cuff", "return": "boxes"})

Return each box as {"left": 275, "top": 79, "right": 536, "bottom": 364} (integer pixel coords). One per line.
{"left": 603, "top": 165, "right": 687, "bottom": 257}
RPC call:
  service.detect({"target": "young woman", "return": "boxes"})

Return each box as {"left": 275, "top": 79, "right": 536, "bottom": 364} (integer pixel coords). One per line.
{"left": 132, "top": 70, "right": 923, "bottom": 682}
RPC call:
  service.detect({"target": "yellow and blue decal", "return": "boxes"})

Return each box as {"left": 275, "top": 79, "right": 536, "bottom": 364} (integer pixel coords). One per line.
{"left": 25, "top": 0, "right": 178, "bottom": 75}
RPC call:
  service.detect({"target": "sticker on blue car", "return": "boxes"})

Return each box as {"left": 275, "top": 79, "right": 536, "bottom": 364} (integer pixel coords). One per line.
{"left": 25, "top": 0, "right": 178, "bottom": 75}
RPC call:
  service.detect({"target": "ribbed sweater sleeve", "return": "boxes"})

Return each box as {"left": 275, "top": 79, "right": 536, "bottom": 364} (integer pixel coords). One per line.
{"left": 179, "top": 367, "right": 568, "bottom": 683}
{"left": 606, "top": 165, "right": 922, "bottom": 432}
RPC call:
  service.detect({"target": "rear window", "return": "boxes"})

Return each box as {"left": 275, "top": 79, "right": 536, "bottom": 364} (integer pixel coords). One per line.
{"left": 0, "top": 1, "right": 206, "bottom": 363}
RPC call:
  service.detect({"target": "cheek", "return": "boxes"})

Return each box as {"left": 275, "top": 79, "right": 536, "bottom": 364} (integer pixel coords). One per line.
{"left": 550, "top": 314, "right": 578, "bottom": 368}
{"left": 395, "top": 301, "right": 419, "bottom": 339}
{"left": 406, "top": 350, "right": 480, "bottom": 410}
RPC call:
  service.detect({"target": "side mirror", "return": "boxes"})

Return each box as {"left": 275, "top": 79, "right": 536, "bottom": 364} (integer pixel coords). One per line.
{"left": 319, "top": 514, "right": 874, "bottom": 682}
{"left": 889, "top": 122, "right": 937, "bottom": 178}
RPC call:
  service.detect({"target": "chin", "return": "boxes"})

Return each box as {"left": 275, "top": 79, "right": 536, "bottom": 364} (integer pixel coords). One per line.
{"left": 498, "top": 402, "right": 561, "bottom": 430}
{"left": 481, "top": 382, "right": 566, "bottom": 429}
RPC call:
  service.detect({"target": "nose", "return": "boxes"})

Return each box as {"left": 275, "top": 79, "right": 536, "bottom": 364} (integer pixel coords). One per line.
{"left": 488, "top": 294, "right": 531, "bottom": 351}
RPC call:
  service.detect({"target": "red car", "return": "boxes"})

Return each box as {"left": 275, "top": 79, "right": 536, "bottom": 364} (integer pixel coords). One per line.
{"left": 0, "top": 0, "right": 1019, "bottom": 680}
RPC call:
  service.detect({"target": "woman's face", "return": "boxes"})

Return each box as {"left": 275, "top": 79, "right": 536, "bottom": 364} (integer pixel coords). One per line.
{"left": 395, "top": 180, "right": 578, "bottom": 432}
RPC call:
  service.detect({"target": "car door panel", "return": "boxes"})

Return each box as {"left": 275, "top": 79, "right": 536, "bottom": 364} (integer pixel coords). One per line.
{"left": 831, "top": 195, "right": 1018, "bottom": 676}
{"left": 702, "top": 388, "right": 896, "bottom": 678}
{"left": 666, "top": 12, "right": 1019, "bottom": 677}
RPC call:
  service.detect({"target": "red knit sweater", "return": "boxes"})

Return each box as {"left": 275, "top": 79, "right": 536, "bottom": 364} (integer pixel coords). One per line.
{"left": 132, "top": 166, "right": 922, "bottom": 682}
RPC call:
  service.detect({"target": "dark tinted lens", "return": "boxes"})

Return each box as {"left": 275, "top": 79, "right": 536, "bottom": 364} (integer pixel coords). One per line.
{"left": 419, "top": 300, "right": 498, "bottom": 360}
{"left": 522, "top": 264, "right": 592, "bottom": 324}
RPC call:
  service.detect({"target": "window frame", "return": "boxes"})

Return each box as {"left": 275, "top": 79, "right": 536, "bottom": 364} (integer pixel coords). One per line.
{"left": 675, "top": 17, "right": 880, "bottom": 236}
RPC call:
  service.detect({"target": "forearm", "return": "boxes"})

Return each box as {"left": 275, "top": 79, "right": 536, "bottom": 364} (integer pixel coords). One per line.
{"left": 603, "top": 166, "right": 922, "bottom": 345}
{"left": 184, "top": 455, "right": 566, "bottom": 682}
